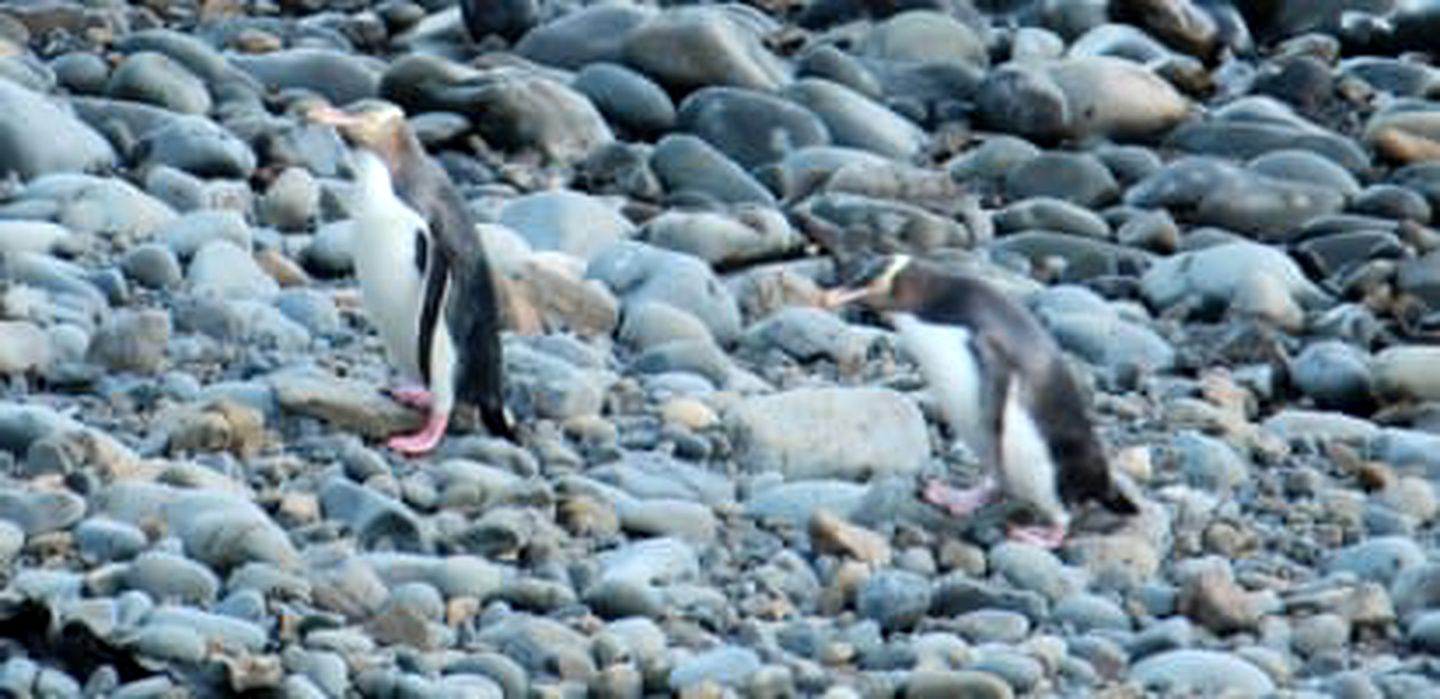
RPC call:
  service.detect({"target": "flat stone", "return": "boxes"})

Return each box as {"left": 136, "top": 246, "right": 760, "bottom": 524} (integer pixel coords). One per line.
{"left": 726, "top": 387, "right": 929, "bottom": 481}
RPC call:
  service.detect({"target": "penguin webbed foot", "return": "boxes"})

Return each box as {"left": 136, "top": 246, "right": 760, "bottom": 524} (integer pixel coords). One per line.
{"left": 386, "top": 384, "right": 434, "bottom": 411}
{"left": 388, "top": 411, "right": 450, "bottom": 455}
{"left": 921, "top": 478, "right": 999, "bottom": 517}
{"left": 1007, "top": 524, "right": 1067, "bottom": 549}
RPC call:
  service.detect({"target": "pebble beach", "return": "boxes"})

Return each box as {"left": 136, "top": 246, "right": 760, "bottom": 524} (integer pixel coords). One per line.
{"left": 3, "top": 0, "right": 1440, "bottom": 696}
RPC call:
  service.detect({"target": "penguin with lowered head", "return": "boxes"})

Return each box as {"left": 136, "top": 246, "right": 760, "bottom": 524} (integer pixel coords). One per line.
{"left": 823, "top": 254, "right": 1137, "bottom": 547}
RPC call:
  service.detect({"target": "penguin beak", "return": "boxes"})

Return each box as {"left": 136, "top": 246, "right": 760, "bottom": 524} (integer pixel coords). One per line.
{"left": 820, "top": 285, "right": 879, "bottom": 309}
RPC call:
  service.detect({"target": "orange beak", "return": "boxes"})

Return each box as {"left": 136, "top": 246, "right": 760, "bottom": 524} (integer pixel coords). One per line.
{"left": 819, "top": 285, "right": 876, "bottom": 310}
{"left": 305, "top": 103, "right": 360, "bottom": 127}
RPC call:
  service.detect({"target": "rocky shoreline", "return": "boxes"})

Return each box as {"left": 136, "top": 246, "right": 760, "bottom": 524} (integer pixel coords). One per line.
{"left": 3, "top": 0, "right": 1440, "bottom": 696}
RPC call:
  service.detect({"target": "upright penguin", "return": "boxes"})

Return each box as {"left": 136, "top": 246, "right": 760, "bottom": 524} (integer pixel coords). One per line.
{"left": 309, "top": 100, "right": 514, "bottom": 454}
{"left": 823, "top": 255, "right": 1136, "bottom": 547}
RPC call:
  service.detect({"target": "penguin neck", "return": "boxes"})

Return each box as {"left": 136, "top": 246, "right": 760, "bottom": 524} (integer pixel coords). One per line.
{"left": 352, "top": 150, "right": 399, "bottom": 203}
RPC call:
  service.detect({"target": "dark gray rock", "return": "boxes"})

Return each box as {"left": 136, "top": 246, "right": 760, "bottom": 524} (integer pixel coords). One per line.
{"left": 516, "top": 4, "right": 655, "bottom": 70}
{"left": 573, "top": 63, "right": 676, "bottom": 137}
{"left": 105, "top": 51, "right": 211, "bottom": 115}
{"left": 622, "top": 7, "right": 790, "bottom": 93}
{"left": 678, "top": 87, "right": 828, "bottom": 170}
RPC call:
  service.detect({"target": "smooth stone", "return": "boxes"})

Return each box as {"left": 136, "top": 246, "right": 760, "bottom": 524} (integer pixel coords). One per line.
{"left": 669, "top": 646, "right": 762, "bottom": 691}
{"left": 136, "top": 114, "right": 257, "bottom": 179}
{"left": 231, "top": 49, "right": 381, "bottom": 105}
{"left": 503, "top": 341, "right": 607, "bottom": 419}
{"left": 1391, "top": 564, "right": 1440, "bottom": 620}
{"left": 259, "top": 167, "right": 319, "bottom": 232}
{"left": 498, "top": 190, "right": 634, "bottom": 262}
{"left": 158, "top": 490, "right": 300, "bottom": 570}
{"left": 797, "top": 45, "right": 883, "bottom": 99}
{"left": 798, "top": 192, "right": 975, "bottom": 252}
{"left": 630, "top": 339, "right": 731, "bottom": 386}
{"left": 1004, "top": 152, "right": 1119, "bottom": 207}
{"left": 619, "top": 302, "right": 714, "bottom": 351}
{"left": 115, "top": 28, "right": 251, "bottom": 87}
{"left": 1249, "top": 148, "right": 1362, "bottom": 196}
{"left": 1054, "top": 593, "right": 1132, "bottom": 632}
{"left": 642, "top": 208, "right": 802, "bottom": 268}
{"left": 22, "top": 174, "right": 179, "bottom": 244}
{"left": 1035, "top": 294, "right": 1176, "bottom": 373}
{"left": 187, "top": 240, "right": 278, "bottom": 301}
{"left": 994, "top": 197, "right": 1110, "bottom": 239}
{"left": 989, "top": 232, "right": 1153, "bottom": 280}
{"left": 622, "top": 7, "right": 790, "bottom": 93}
{"left": 475, "top": 614, "right": 597, "bottom": 680}
{"left": 0, "top": 321, "right": 51, "bottom": 376}
{"left": 105, "top": 51, "right": 211, "bottom": 115}
{"left": 677, "top": 86, "right": 829, "bottom": 169}
{"left": 0, "top": 488, "right": 84, "bottom": 535}
{"left": 1352, "top": 184, "right": 1432, "bottom": 222}
{"left": 651, "top": 133, "right": 777, "bottom": 206}
{"left": 1261, "top": 409, "right": 1380, "bottom": 444}
{"left": 516, "top": 5, "right": 655, "bottom": 70}
{"left": 904, "top": 670, "right": 1014, "bottom": 699}
{"left": 131, "top": 623, "right": 207, "bottom": 664}
{"left": 460, "top": 0, "right": 538, "bottom": 41}
{"left": 1167, "top": 118, "right": 1369, "bottom": 173}
{"left": 143, "top": 165, "right": 250, "bottom": 214}
{"left": 1139, "top": 241, "right": 1330, "bottom": 316}
{"left": 1291, "top": 341, "right": 1376, "bottom": 413}
{"left": 725, "top": 388, "right": 929, "bottom": 481}
{"left": 1172, "top": 431, "right": 1248, "bottom": 494}
{"left": 121, "top": 244, "right": 183, "bottom": 289}
{"left": 990, "top": 542, "right": 1075, "bottom": 602}
{"left": 859, "top": 10, "right": 988, "bottom": 67}
{"left": 1129, "top": 650, "right": 1275, "bottom": 695}
{"left": 303, "top": 221, "right": 354, "bottom": 277}
{"left": 0, "top": 521, "right": 22, "bottom": 568}
{"left": 464, "top": 70, "right": 614, "bottom": 164}
{"left": 970, "top": 647, "right": 1045, "bottom": 693}
{"left": 1326, "top": 536, "right": 1427, "bottom": 587}
{"left": 1049, "top": 56, "right": 1190, "bottom": 141}
{"left": 953, "top": 610, "right": 1030, "bottom": 643}
{"left": 270, "top": 370, "right": 422, "bottom": 438}
{"left": 0, "top": 80, "right": 115, "bottom": 179}
{"left": 1374, "top": 347, "right": 1440, "bottom": 402}
{"left": 146, "top": 605, "right": 267, "bottom": 652}
{"left": 51, "top": 51, "right": 110, "bottom": 95}
{"left": 783, "top": 78, "right": 925, "bottom": 159}
{"left": 0, "top": 220, "right": 71, "bottom": 255}
{"left": 857, "top": 569, "right": 932, "bottom": 631}
{"left": 974, "top": 63, "right": 1069, "bottom": 143}
{"left": 741, "top": 306, "right": 870, "bottom": 365}
{"left": 124, "top": 550, "right": 220, "bottom": 604}
{"left": 87, "top": 309, "right": 170, "bottom": 374}
{"left": 588, "top": 241, "right": 743, "bottom": 343}
{"left": 744, "top": 480, "right": 868, "bottom": 524}
{"left": 573, "top": 62, "right": 676, "bottom": 137}
{"left": 74, "top": 517, "right": 147, "bottom": 564}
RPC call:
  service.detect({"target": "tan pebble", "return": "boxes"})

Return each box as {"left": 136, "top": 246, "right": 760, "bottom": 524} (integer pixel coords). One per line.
{"left": 446, "top": 596, "right": 481, "bottom": 627}
{"left": 255, "top": 249, "right": 311, "bottom": 287}
{"left": 661, "top": 398, "right": 718, "bottom": 431}
{"left": 810, "top": 508, "right": 892, "bottom": 566}
{"left": 277, "top": 492, "right": 319, "bottom": 526}
{"left": 1113, "top": 445, "right": 1152, "bottom": 482}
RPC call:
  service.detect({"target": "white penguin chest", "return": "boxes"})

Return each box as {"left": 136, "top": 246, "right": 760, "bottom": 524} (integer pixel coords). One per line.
{"left": 892, "top": 314, "right": 986, "bottom": 449}
{"left": 350, "top": 153, "right": 429, "bottom": 379}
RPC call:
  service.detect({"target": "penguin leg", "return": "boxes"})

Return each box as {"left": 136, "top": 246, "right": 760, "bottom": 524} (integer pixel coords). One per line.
{"left": 1008, "top": 524, "right": 1067, "bottom": 549}
{"left": 388, "top": 318, "right": 458, "bottom": 455}
{"left": 922, "top": 477, "right": 999, "bottom": 516}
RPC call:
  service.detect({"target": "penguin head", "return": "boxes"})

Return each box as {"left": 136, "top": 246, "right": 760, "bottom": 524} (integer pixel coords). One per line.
{"left": 821, "top": 254, "right": 918, "bottom": 311}
{"left": 307, "top": 99, "right": 410, "bottom": 154}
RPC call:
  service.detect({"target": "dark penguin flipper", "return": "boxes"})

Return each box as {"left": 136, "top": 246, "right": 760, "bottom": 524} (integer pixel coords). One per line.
{"left": 449, "top": 255, "right": 515, "bottom": 442}
{"left": 1096, "top": 485, "right": 1140, "bottom": 516}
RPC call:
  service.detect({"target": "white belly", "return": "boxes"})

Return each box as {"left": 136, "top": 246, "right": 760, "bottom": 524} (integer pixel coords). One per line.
{"left": 998, "top": 380, "right": 1067, "bottom": 525}
{"left": 893, "top": 313, "right": 1067, "bottom": 524}
{"left": 892, "top": 314, "right": 986, "bottom": 449}
{"left": 350, "top": 153, "right": 427, "bottom": 380}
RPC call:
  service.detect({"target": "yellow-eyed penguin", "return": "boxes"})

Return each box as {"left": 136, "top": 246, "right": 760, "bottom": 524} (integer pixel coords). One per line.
{"left": 308, "top": 100, "right": 514, "bottom": 454}
{"left": 822, "top": 255, "right": 1136, "bottom": 547}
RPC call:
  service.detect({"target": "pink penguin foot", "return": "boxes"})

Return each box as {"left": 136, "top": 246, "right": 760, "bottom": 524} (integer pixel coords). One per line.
{"left": 387, "top": 411, "right": 449, "bottom": 455}
{"left": 1008, "top": 524, "right": 1068, "bottom": 549}
{"left": 386, "top": 384, "right": 433, "bottom": 411}
{"left": 922, "top": 478, "right": 999, "bottom": 518}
